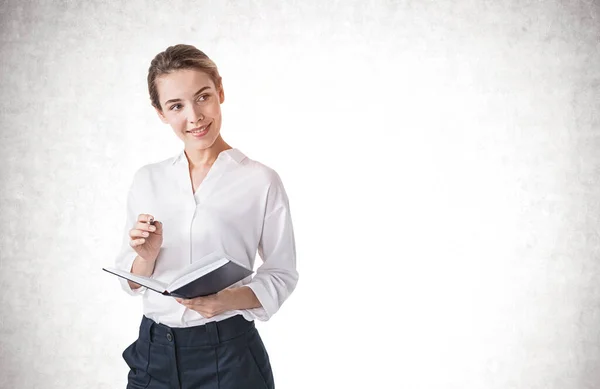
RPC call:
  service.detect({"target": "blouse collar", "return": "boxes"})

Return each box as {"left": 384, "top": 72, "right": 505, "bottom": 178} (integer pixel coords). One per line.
{"left": 171, "top": 147, "right": 246, "bottom": 166}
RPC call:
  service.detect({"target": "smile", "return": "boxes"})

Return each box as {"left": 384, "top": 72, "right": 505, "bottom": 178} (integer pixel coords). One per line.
{"left": 187, "top": 123, "right": 211, "bottom": 137}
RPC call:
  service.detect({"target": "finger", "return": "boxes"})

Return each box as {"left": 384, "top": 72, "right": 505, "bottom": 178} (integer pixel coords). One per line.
{"left": 187, "top": 297, "right": 206, "bottom": 305}
{"left": 185, "top": 306, "right": 209, "bottom": 316}
{"left": 129, "top": 238, "right": 146, "bottom": 247}
{"left": 152, "top": 221, "right": 163, "bottom": 235}
{"left": 129, "top": 229, "right": 150, "bottom": 238}
{"left": 135, "top": 222, "right": 156, "bottom": 232}
{"left": 137, "top": 214, "right": 155, "bottom": 224}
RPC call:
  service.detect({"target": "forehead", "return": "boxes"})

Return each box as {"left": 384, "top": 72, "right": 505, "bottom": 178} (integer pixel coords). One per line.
{"left": 156, "top": 69, "right": 215, "bottom": 100}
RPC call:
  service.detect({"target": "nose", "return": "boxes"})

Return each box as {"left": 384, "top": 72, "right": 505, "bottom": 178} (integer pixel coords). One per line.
{"left": 188, "top": 105, "right": 204, "bottom": 124}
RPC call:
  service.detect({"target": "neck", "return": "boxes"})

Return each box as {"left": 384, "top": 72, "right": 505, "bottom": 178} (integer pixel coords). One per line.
{"left": 184, "top": 135, "right": 231, "bottom": 169}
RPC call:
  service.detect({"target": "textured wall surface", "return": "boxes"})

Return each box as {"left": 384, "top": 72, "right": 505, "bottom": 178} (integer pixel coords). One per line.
{"left": 0, "top": 1, "right": 599, "bottom": 388}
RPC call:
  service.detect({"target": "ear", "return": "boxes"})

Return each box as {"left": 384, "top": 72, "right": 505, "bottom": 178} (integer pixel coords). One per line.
{"left": 155, "top": 106, "right": 169, "bottom": 124}
{"left": 218, "top": 80, "right": 225, "bottom": 104}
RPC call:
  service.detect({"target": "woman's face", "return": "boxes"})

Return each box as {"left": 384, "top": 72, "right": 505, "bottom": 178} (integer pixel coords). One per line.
{"left": 154, "top": 69, "right": 225, "bottom": 151}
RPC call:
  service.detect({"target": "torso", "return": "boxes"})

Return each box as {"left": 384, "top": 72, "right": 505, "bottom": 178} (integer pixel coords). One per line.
{"left": 125, "top": 147, "right": 292, "bottom": 327}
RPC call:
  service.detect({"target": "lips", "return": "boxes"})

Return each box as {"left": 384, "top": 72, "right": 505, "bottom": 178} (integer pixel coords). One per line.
{"left": 187, "top": 123, "right": 211, "bottom": 136}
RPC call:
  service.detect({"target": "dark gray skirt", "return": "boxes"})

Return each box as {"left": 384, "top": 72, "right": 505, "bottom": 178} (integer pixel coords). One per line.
{"left": 122, "top": 315, "right": 274, "bottom": 389}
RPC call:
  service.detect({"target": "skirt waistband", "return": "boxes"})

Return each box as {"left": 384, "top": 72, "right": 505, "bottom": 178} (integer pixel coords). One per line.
{"left": 139, "top": 314, "right": 254, "bottom": 347}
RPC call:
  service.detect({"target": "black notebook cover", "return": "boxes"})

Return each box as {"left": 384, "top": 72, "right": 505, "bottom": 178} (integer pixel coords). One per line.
{"left": 165, "top": 260, "right": 253, "bottom": 299}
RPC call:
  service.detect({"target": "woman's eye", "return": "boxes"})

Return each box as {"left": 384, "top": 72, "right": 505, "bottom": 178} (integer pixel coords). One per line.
{"left": 197, "top": 94, "right": 209, "bottom": 102}
{"left": 169, "top": 104, "right": 182, "bottom": 111}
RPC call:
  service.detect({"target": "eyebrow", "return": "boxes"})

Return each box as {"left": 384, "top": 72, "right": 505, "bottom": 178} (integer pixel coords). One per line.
{"left": 164, "top": 86, "right": 211, "bottom": 106}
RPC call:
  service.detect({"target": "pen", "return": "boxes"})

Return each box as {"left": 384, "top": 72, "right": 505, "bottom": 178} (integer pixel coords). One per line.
{"left": 148, "top": 216, "right": 154, "bottom": 226}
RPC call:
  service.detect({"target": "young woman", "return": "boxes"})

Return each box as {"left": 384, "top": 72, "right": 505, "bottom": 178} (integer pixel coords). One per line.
{"left": 114, "top": 44, "right": 298, "bottom": 389}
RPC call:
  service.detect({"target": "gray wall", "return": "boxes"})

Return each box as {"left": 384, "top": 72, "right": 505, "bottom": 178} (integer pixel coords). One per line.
{"left": 1, "top": 1, "right": 598, "bottom": 388}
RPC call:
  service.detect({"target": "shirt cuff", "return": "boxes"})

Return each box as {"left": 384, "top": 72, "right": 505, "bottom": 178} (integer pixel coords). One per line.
{"left": 245, "top": 282, "right": 278, "bottom": 321}
{"left": 119, "top": 252, "right": 147, "bottom": 296}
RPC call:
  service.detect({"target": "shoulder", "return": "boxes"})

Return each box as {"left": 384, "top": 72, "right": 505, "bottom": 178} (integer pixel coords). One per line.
{"left": 236, "top": 152, "right": 291, "bottom": 207}
{"left": 238, "top": 152, "right": 284, "bottom": 189}
{"left": 130, "top": 155, "right": 176, "bottom": 186}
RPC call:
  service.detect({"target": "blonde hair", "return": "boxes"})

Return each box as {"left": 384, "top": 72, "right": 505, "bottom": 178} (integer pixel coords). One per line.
{"left": 147, "top": 44, "right": 222, "bottom": 111}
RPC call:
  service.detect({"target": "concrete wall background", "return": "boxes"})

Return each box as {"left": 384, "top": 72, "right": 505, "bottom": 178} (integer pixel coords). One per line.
{"left": 1, "top": 1, "right": 599, "bottom": 388}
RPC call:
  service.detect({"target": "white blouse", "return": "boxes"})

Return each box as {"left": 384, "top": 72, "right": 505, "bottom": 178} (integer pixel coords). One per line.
{"left": 114, "top": 148, "right": 298, "bottom": 327}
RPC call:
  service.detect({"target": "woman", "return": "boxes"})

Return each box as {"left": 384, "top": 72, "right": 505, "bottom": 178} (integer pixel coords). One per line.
{"left": 114, "top": 44, "right": 298, "bottom": 389}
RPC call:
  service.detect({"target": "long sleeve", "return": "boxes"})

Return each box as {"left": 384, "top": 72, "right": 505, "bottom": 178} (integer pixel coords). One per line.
{"left": 245, "top": 171, "right": 299, "bottom": 321}
{"left": 114, "top": 170, "right": 147, "bottom": 296}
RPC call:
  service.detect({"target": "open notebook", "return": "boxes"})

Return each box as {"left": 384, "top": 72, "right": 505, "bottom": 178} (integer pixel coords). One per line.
{"left": 103, "top": 252, "right": 253, "bottom": 299}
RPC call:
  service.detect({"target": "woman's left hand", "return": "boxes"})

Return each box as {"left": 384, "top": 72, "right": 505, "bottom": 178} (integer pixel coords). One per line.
{"left": 175, "top": 290, "right": 233, "bottom": 318}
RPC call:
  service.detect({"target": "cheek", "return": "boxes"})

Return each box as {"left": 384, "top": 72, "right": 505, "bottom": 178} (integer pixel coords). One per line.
{"left": 208, "top": 103, "right": 222, "bottom": 119}
{"left": 169, "top": 115, "right": 187, "bottom": 130}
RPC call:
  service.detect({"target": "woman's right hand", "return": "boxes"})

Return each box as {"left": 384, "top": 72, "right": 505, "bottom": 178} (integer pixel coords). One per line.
{"left": 129, "top": 214, "right": 163, "bottom": 262}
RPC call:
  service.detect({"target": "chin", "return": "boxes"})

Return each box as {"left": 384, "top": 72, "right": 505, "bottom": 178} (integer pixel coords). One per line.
{"left": 185, "top": 136, "right": 217, "bottom": 149}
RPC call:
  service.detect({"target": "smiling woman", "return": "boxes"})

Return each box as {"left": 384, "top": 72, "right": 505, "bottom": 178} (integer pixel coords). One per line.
{"left": 153, "top": 69, "right": 224, "bottom": 154}
{"left": 112, "top": 44, "right": 298, "bottom": 389}
{"left": 148, "top": 47, "right": 227, "bottom": 173}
